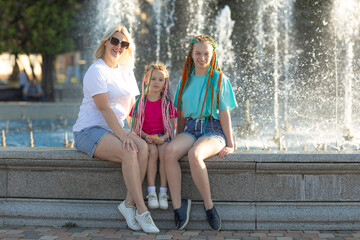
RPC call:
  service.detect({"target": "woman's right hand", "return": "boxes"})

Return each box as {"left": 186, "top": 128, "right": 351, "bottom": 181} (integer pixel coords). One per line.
{"left": 118, "top": 132, "right": 138, "bottom": 152}
{"left": 93, "top": 94, "right": 138, "bottom": 152}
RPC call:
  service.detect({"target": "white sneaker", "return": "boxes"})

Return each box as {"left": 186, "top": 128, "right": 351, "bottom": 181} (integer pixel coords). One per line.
{"left": 118, "top": 201, "right": 141, "bottom": 231}
{"left": 135, "top": 210, "right": 160, "bottom": 233}
{"left": 147, "top": 192, "right": 159, "bottom": 209}
{"left": 158, "top": 193, "right": 169, "bottom": 209}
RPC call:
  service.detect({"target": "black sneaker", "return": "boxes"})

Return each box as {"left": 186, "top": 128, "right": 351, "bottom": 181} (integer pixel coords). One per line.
{"left": 205, "top": 205, "right": 222, "bottom": 231}
{"left": 174, "top": 199, "right": 191, "bottom": 230}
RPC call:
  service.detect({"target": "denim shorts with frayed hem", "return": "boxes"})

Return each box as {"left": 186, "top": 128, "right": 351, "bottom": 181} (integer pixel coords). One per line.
{"left": 156, "top": 133, "right": 171, "bottom": 143}
{"left": 180, "top": 118, "right": 226, "bottom": 146}
{"left": 73, "top": 126, "right": 111, "bottom": 157}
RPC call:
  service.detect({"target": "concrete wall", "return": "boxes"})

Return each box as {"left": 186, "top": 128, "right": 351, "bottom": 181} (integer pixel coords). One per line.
{"left": 1, "top": 148, "right": 360, "bottom": 230}
{"left": 0, "top": 102, "right": 80, "bottom": 120}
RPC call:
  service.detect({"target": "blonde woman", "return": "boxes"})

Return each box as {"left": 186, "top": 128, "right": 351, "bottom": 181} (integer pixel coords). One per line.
{"left": 72, "top": 26, "right": 159, "bottom": 233}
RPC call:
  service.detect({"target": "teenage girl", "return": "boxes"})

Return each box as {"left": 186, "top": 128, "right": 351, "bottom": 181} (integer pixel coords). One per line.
{"left": 164, "top": 35, "right": 238, "bottom": 231}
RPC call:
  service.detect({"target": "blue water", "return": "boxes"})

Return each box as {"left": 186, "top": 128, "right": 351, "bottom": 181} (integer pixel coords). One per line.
{"left": 2, "top": 118, "right": 359, "bottom": 151}
{"left": 0, "top": 119, "right": 75, "bottom": 148}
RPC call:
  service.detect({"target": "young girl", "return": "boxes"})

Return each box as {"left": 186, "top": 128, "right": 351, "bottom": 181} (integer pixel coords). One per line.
{"left": 130, "top": 62, "right": 177, "bottom": 210}
{"left": 164, "top": 35, "right": 237, "bottom": 231}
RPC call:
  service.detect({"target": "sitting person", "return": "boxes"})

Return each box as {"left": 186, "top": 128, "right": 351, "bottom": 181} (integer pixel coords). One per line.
{"left": 22, "top": 79, "right": 44, "bottom": 102}
{"left": 164, "top": 35, "right": 238, "bottom": 231}
{"left": 129, "top": 62, "right": 177, "bottom": 210}
{"left": 72, "top": 25, "right": 159, "bottom": 233}
{"left": 18, "top": 70, "right": 29, "bottom": 92}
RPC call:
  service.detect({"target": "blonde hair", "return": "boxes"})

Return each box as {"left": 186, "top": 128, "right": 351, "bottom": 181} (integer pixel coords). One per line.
{"left": 131, "top": 62, "right": 176, "bottom": 140}
{"left": 94, "top": 25, "right": 136, "bottom": 68}
{"left": 144, "top": 62, "right": 169, "bottom": 83}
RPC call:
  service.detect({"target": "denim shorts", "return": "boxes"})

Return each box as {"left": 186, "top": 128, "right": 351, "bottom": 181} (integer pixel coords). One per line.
{"left": 181, "top": 118, "right": 226, "bottom": 146}
{"left": 156, "top": 134, "right": 170, "bottom": 143}
{"left": 73, "top": 126, "right": 111, "bottom": 157}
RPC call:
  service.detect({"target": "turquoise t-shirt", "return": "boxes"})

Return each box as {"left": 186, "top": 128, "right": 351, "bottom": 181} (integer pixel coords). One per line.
{"left": 174, "top": 70, "right": 237, "bottom": 119}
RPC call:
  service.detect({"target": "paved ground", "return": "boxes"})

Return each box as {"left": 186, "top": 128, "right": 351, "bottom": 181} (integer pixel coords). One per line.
{"left": 0, "top": 226, "right": 360, "bottom": 240}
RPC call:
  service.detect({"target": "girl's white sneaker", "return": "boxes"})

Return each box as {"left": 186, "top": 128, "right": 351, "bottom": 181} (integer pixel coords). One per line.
{"left": 158, "top": 193, "right": 169, "bottom": 209}
{"left": 147, "top": 192, "right": 159, "bottom": 209}
{"left": 135, "top": 210, "right": 160, "bottom": 233}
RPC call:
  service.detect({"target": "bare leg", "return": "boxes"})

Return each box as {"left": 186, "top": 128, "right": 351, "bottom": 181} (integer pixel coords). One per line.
{"left": 147, "top": 143, "right": 159, "bottom": 187}
{"left": 157, "top": 142, "right": 168, "bottom": 188}
{"left": 187, "top": 137, "right": 224, "bottom": 210}
{"left": 164, "top": 133, "right": 195, "bottom": 209}
{"left": 125, "top": 134, "right": 149, "bottom": 208}
{"left": 130, "top": 134, "right": 149, "bottom": 182}
{"left": 94, "top": 133, "right": 148, "bottom": 214}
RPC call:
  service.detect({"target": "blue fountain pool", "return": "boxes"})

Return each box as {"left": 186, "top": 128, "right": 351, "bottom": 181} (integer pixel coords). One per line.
{"left": 0, "top": 119, "right": 76, "bottom": 148}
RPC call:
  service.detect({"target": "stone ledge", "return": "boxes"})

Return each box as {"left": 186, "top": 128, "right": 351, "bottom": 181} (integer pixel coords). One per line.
{"left": 1, "top": 198, "right": 255, "bottom": 230}
{"left": 0, "top": 102, "right": 80, "bottom": 120}
{"left": 257, "top": 202, "right": 360, "bottom": 230}
{"left": 2, "top": 148, "right": 360, "bottom": 230}
{"left": 2, "top": 147, "right": 360, "bottom": 162}
{"left": 2, "top": 198, "right": 360, "bottom": 230}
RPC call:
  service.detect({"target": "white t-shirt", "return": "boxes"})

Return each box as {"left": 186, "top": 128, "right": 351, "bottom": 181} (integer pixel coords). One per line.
{"left": 73, "top": 59, "right": 140, "bottom": 132}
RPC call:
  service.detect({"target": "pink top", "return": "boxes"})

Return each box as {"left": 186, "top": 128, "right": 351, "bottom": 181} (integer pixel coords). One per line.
{"left": 129, "top": 98, "right": 178, "bottom": 135}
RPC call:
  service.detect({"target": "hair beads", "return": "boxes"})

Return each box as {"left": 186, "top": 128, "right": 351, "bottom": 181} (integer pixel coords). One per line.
{"left": 131, "top": 63, "right": 175, "bottom": 140}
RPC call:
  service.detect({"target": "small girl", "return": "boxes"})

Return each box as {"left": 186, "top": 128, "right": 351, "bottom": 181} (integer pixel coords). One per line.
{"left": 130, "top": 62, "right": 177, "bottom": 210}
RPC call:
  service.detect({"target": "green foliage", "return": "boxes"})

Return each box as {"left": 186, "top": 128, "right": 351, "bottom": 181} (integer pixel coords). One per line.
{"left": 0, "top": 0, "right": 78, "bottom": 55}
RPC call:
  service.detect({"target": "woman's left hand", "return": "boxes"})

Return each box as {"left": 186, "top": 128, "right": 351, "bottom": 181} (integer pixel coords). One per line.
{"left": 218, "top": 146, "right": 234, "bottom": 158}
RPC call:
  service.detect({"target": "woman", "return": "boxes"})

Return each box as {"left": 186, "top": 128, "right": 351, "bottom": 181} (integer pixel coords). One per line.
{"left": 164, "top": 35, "right": 238, "bottom": 231}
{"left": 72, "top": 26, "right": 159, "bottom": 233}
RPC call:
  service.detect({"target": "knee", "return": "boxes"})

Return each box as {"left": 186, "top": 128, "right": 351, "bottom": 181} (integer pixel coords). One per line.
{"left": 148, "top": 146, "right": 159, "bottom": 161}
{"left": 138, "top": 138, "right": 148, "bottom": 151}
{"left": 164, "top": 143, "right": 176, "bottom": 158}
{"left": 136, "top": 138, "right": 148, "bottom": 158}
{"left": 119, "top": 149, "right": 138, "bottom": 164}
{"left": 188, "top": 148, "right": 202, "bottom": 167}
{"left": 164, "top": 144, "right": 178, "bottom": 165}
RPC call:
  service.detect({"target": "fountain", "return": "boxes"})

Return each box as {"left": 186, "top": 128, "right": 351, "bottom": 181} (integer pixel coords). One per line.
{"left": 244, "top": 0, "right": 298, "bottom": 149}
{"left": 3, "top": 0, "right": 360, "bottom": 231}
{"left": 331, "top": 0, "right": 360, "bottom": 142}
{"left": 215, "top": 5, "right": 237, "bottom": 89}
{"left": 1, "top": 129, "right": 5, "bottom": 147}
{"left": 152, "top": 0, "right": 162, "bottom": 62}
{"left": 0, "top": 118, "right": 75, "bottom": 148}
{"left": 152, "top": 0, "right": 176, "bottom": 66}
{"left": 2, "top": 0, "right": 360, "bottom": 151}
{"left": 228, "top": 0, "right": 360, "bottom": 151}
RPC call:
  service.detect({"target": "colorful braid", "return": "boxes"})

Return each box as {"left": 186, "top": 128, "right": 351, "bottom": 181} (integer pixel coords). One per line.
{"left": 130, "top": 63, "right": 176, "bottom": 140}
{"left": 176, "top": 35, "right": 223, "bottom": 133}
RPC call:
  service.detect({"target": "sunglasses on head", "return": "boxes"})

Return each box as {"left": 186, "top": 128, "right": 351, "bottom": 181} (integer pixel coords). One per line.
{"left": 108, "top": 37, "right": 130, "bottom": 49}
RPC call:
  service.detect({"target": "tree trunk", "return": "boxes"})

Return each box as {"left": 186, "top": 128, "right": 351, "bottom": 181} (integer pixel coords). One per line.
{"left": 41, "top": 54, "right": 55, "bottom": 101}
{"left": 9, "top": 53, "right": 20, "bottom": 83}
{"left": 27, "top": 54, "right": 38, "bottom": 80}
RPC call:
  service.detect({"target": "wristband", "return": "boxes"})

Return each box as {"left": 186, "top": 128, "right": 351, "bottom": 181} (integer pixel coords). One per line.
{"left": 127, "top": 132, "right": 132, "bottom": 137}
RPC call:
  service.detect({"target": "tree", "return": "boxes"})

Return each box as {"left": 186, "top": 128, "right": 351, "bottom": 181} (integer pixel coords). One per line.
{"left": 0, "top": 0, "right": 78, "bottom": 101}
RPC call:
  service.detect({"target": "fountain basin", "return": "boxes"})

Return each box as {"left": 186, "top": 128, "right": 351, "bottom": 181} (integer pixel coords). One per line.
{"left": 0, "top": 102, "right": 80, "bottom": 120}
{"left": 1, "top": 148, "right": 360, "bottom": 230}
{"left": 0, "top": 102, "right": 80, "bottom": 147}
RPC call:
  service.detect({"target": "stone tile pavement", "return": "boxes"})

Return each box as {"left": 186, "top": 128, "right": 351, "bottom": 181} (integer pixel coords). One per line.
{"left": 1, "top": 226, "right": 360, "bottom": 240}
